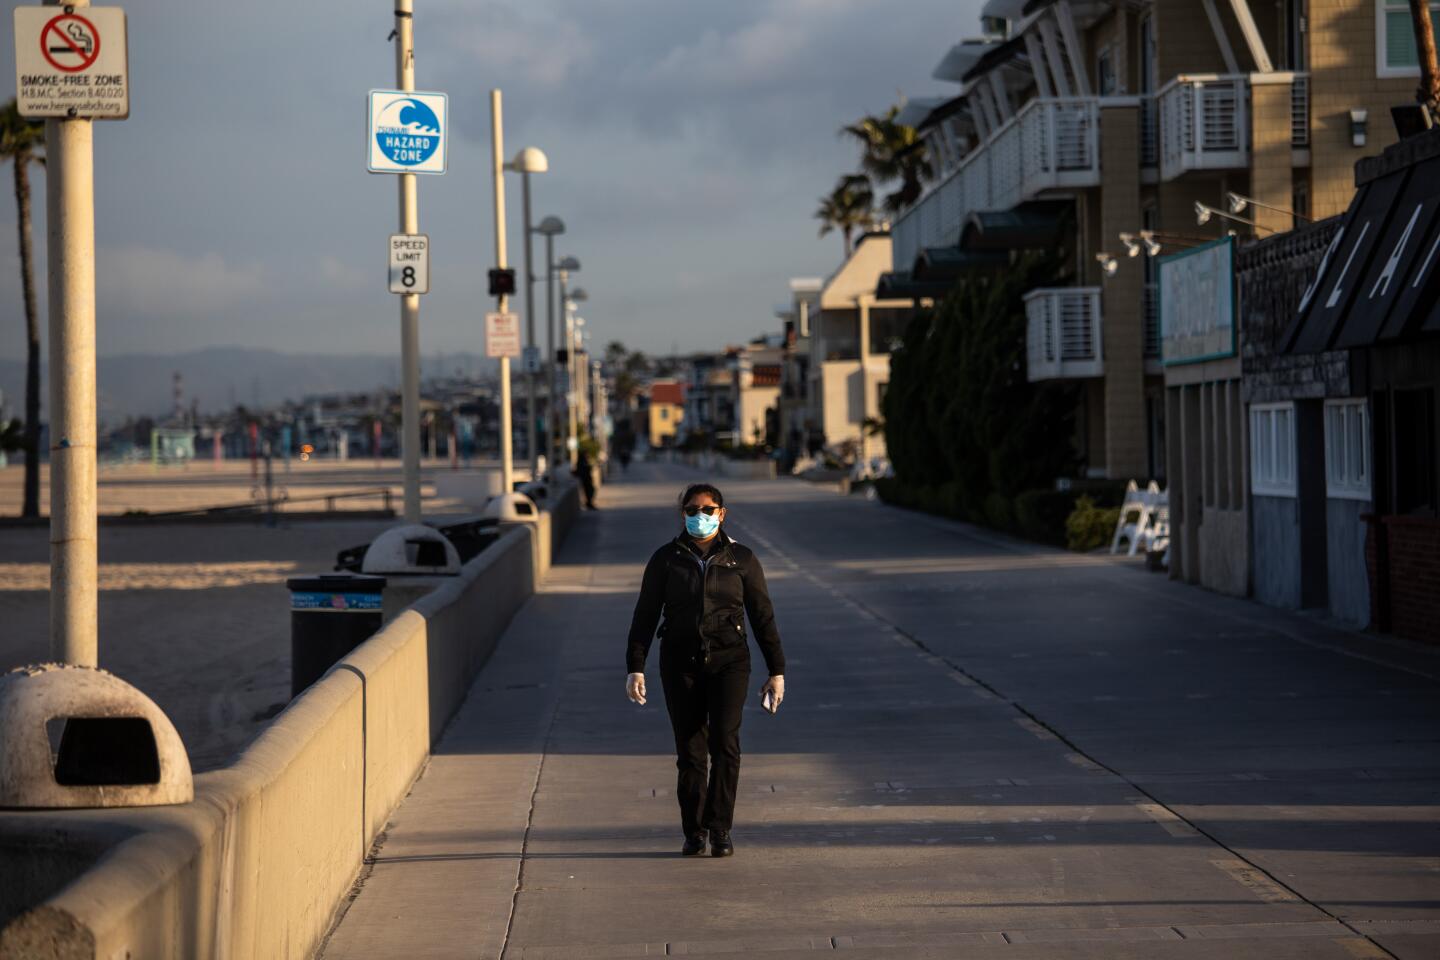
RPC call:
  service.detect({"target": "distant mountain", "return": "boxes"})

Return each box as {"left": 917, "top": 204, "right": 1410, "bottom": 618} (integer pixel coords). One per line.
{"left": 0, "top": 347, "right": 500, "bottom": 423}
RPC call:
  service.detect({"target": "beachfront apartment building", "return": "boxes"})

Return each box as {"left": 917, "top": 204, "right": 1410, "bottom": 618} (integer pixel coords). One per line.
{"left": 888, "top": 0, "right": 1418, "bottom": 481}
{"left": 808, "top": 232, "right": 918, "bottom": 462}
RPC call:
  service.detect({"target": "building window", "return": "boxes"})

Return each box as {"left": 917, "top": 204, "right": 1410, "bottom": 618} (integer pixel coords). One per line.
{"left": 1251, "top": 402, "right": 1297, "bottom": 497}
{"left": 1097, "top": 46, "right": 1117, "bottom": 96}
{"left": 1325, "top": 399, "right": 1371, "bottom": 500}
{"left": 659, "top": 407, "right": 669, "bottom": 421}
{"left": 1378, "top": 1, "right": 1440, "bottom": 76}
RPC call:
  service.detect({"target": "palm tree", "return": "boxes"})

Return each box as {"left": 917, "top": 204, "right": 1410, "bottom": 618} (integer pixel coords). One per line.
{"left": 841, "top": 105, "right": 933, "bottom": 213}
{"left": 815, "top": 174, "right": 874, "bottom": 258}
{"left": 1, "top": 99, "right": 44, "bottom": 518}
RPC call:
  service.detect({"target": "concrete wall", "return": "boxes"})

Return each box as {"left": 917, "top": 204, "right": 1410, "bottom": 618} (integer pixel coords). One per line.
{"left": 1326, "top": 496, "right": 1370, "bottom": 627}
{"left": 0, "top": 485, "right": 581, "bottom": 960}
{"left": 1198, "top": 505, "right": 1249, "bottom": 597}
{"left": 1252, "top": 493, "right": 1303, "bottom": 608}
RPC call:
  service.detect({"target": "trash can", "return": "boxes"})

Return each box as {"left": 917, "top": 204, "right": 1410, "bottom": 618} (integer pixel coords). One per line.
{"left": 362, "top": 524, "right": 463, "bottom": 623}
{"left": 286, "top": 573, "right": 387, "bottom": 698}
{"left": 0, "top": 663, "right": 193, "bottom": 809}
{"left": 435, "top": 515, "right": 502, "bottom": 563}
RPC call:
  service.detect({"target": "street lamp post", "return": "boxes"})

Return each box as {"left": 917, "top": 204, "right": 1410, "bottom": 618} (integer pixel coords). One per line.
{"left": 509, "top": 147, "right": 547, "bottom": 478}
{"left": 564, "top": 288, "right": 588, "bottom": 466}
{"left": 535, "top": 216, "right": 565, "bottom": 474}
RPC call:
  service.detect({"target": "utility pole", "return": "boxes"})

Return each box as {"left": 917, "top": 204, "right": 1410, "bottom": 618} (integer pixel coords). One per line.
{"left": 395, "top": 0, "right": 422, "bottom": 522}
{"left": 46, "top": 0, "right": 98, "bottom": 666}
{"left": 544, "top": 230, "right": 557, "bottom": 473}
{"left": 490, "top": 90, "right": 514, "bottom": 495}
{"left": 521, "top": 174, "right": 538, "bottom": 479}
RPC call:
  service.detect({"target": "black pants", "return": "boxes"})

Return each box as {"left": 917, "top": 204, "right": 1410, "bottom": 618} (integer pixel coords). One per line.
{"left": 660, "top": 654, "right": 749, "bottom": 837}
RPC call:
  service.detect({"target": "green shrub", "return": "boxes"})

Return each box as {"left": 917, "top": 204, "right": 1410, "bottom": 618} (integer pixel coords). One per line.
{"left": 1065, "top": 495, "right": 1120, "bottom": 551}
{"left": 981, "top": 492, "right": 1014, "bottom": 532}
{"left": 1013, "top": 489, "right": 1079, "bottom": 546}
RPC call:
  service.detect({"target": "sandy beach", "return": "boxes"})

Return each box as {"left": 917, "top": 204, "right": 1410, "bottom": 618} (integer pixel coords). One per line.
{"left": 0, "top": 458, "right": 492, "bottom": 770}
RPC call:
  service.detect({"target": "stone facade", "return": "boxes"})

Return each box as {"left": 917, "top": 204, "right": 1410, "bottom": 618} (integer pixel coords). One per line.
{"left": 1237, "top": 218, "right": 1349, "bottom": 404}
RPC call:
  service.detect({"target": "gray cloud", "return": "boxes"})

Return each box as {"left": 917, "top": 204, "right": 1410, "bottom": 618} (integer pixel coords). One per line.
{"left": 0, "top": 0, "right": 979, "bottom": 367}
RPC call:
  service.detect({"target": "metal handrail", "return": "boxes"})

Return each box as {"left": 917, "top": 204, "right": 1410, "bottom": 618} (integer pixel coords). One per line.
{"left": 138, "top": 487, "right": 396, "bottom": 519}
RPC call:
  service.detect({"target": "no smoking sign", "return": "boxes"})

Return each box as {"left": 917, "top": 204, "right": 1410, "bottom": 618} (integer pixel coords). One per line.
{"left": 13, "top": 6, "right": 129, "bottom": 119}
{"left": 42, "top": 13, "right": 101, "bottom": 72}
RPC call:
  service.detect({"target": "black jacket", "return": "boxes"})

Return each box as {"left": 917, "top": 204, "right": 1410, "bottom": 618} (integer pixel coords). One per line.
{"left": 626, "top": 529, "right": 785, "bottom": 676}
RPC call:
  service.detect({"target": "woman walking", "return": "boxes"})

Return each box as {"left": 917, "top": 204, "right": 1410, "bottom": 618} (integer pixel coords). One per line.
{"left": 625, "top": 483, "right": 786, "bottom": 857}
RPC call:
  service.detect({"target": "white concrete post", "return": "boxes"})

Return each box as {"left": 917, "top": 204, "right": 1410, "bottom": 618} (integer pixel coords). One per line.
{"left": 490, "top": 90, "right": 514, "bottom": 495}
{"left": 395, "top": 0, "right": 422, "bottom": 522}
{"left": 566, "top": 300, "right": 579, "bottom": 465}
{"left": 46, "top": 0, "right": 97, "bottom": 666}
{"left": 544, "top": 231, "right": 556, "bottom": 474}
{"left": 521, "top": 173, "right": 538, "bottom": 478}
{"left": 857, "top": 296, "right": 871, "bottom": 467}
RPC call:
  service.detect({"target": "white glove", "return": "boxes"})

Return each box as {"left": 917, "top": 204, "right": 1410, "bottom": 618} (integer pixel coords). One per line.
{"left": 626, "top": 672, "right": 647, "bottom": 705}
{"left": 760, "top": 675, "right": 784, "bottom": 713}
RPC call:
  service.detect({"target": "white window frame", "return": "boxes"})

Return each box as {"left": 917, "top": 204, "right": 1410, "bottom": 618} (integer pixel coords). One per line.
{"left": 1377, "top": 0, "right": 1440, "bottom": 78}
{"left": 1250, "top": 402, "right": 1298, "bottom": 497}
{"left": 1324, "top": 398, "right": 1372, "bottom": 500}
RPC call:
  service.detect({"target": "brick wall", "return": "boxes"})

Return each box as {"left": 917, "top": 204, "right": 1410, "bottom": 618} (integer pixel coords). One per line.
{"left": 1250, "top": 79, "right": 1294, "bottom": 235}
{"left": 1308, "top": 0, "right": 1414, "bottom": 218}
{"left": 1366, "top": 516, "right": 1440, "bottom": 644}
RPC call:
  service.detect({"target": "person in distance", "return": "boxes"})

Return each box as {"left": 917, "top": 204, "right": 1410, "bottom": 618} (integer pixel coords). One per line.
{"left": 625, "top": 482, "right": 786, "bottom": 857}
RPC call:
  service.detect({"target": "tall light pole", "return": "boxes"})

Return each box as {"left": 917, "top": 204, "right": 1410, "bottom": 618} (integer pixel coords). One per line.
{"left": 509, "top": 147, "right": 547, "bottom": 479}
{"left": 46, "top": 0, "right": 99, "bottom": 665}
{"left": 564, "top": 288, "right": 588, "bottom": 466}
{"left": 489, "top": 91, "right": 515, "bottom": 494}
{"left": 395, "top": 0, "right": 422, "bottom": 522}
{"left": 535, "top": 216, "right": 565, "bottom": 474}
{"left": 555, "top": 259, "right": 580, "bottom": 463}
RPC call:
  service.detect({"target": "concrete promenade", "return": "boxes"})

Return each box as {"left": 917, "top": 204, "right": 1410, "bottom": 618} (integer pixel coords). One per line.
{"left": 322, "top": 464, "right": 1440, "bottom": 959}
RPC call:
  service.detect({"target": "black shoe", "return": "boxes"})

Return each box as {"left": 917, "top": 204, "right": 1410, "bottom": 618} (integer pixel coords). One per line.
{"left": 682, "top": 833, "right": 707, "bottom": 856}
{"left": 709, "top": 831, "right": 733, "bottom": 857}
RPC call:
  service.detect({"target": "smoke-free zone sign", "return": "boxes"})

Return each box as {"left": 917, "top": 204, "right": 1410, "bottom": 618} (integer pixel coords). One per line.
{"left": 367, "top": 90, "right": 447, "bottom": 175}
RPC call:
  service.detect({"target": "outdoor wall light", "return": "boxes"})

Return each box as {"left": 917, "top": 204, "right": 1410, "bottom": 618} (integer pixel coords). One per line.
{"left": 1351, "top": 109, "right": 1368, "bottom": 148}
{"left": 1138, "top": 231, "right": 1164, "bottom": 257}
{"left": 1119, "top": 232, "right": 1141, "bottom": 257}
{"left": 1195, "top": 202, "right": 1273, "bottom": 234}
{"left": 1227, "top": 191, "right": 1313, "bottom": 222}
{"left": 1095, "top": 252, "right": 1118, "bottom": 277}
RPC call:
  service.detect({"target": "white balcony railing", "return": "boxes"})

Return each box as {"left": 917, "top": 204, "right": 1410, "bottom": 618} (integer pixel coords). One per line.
{"left": 1024, "top": 287, "right": 1104, "bottom": 381}
{"left": 1157, "top": 74, "right": 1248, "bottom": 180}
{"left": 892, "top": 98, "right": 1100, "bottom": 270}
{"left": 1291, "top": 73, "right": 1310, "bottom": 147}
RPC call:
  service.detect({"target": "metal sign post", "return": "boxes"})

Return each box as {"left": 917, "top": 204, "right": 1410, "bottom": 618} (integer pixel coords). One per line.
{"left": 490, "top": 90, "right": 514, "bottom": 495}
{"left": 367, "top": 0, "right": 447, "bottom": 522}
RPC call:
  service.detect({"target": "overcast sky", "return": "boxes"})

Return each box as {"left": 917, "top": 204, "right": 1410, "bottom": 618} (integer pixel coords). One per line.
{"left": 0, "top": 0, "right": 982, "bottom": 363}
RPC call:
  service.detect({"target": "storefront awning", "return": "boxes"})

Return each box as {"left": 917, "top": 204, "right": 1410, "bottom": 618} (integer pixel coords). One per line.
{"left": 875, "top": 271, "right": 953, "bottom": 301}
{"left": 959, "top": 201, "right": 1073, "bottom": 251}
{"left": 913, "top": 246, "right": 1008, "bottom": 278}
{"left": 1283, "top": 154, "right": 1440, "bottom": 353}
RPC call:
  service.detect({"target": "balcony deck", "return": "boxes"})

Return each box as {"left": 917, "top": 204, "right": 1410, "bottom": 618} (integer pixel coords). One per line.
{"left": 893, "top": 97, "right": 1100, "bottom": 270}
{"left": 1025, "top": 286, "right": 1103, "bottom": 381}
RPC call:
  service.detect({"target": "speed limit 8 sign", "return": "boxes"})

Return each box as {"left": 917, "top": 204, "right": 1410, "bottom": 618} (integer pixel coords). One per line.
{"left": 388, "top": 234, "right": 429, "bottom": 294}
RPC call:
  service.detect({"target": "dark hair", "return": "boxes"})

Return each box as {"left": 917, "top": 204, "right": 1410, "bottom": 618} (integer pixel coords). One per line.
{"left": 679, "top": 482, "right": 724, "bottom": 510}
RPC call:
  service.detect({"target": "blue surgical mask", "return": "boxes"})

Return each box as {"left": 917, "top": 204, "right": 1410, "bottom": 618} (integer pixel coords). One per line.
{"left": 685, "top": 511, "right": 721, "bottom": 539}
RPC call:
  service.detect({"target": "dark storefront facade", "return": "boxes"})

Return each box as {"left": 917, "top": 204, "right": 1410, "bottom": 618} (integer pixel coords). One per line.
{"left": 1278, "top": 129, "right": 1440, "bottom": 644}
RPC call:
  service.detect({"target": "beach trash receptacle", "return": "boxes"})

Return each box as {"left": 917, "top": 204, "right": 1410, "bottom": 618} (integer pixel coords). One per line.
{"left": 286, "top": 573, "right": 386, "bottom": 698}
